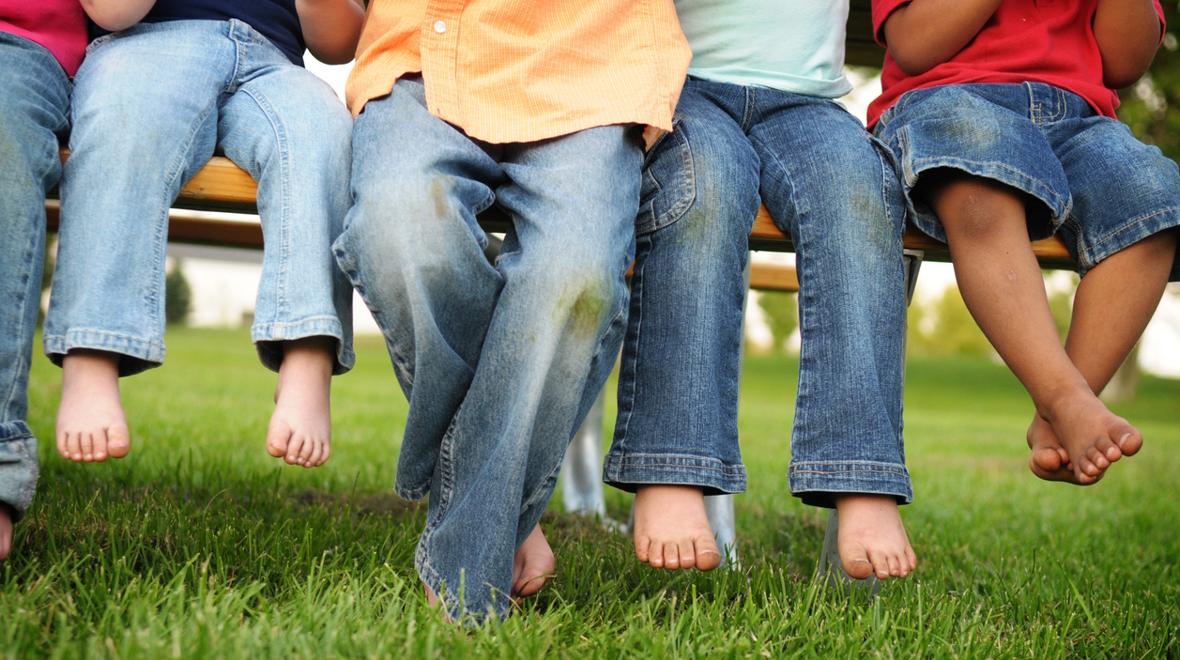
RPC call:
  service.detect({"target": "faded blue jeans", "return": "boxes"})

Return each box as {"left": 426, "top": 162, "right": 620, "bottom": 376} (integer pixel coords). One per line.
{"left": 45, "top": 20, "right": 354, "bottom": 374}
{"left": 0, "top": 33, "right": 70, "bottom": 520}
{"left": 334, "top": 76, "right": 640, "bottom": 620}
{"left": 604, "top": 77, "right": 913, "bottom": 506}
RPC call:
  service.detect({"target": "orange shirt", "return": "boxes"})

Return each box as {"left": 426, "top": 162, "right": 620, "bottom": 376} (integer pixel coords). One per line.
{"left": 346, "top": 0, "right": 691, "bottom": 145}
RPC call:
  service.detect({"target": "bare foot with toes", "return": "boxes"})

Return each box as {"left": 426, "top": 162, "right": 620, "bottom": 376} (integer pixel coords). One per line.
{"left": 57, "top": 351, "right": 130, "bottom": 462}
{"left": 266, "top": 338, "right": 334, "bottom": 468}
{"left": 835, "top": 494, "right": 916, "bottom": 580}
{"left": 633, "top": 485, "right": 722, "bottom": 571}
{"left": 1027, "top": 413, "right": 1090, "bottom": 484}
{"left": 1041, "top": 388, "right": 1140, "bottom": 484}
{"left": 512, "top": 523, "right": 556, "bottom": 598}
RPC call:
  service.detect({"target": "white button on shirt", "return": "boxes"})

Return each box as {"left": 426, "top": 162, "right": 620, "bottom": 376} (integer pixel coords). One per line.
{"left": 433, "top": 20, "right": 447, "bottom": 34}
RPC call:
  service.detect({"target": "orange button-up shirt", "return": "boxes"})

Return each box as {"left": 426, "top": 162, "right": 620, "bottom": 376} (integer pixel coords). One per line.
{"left": 346, "top": 0, "right": 692, "bottom": 145}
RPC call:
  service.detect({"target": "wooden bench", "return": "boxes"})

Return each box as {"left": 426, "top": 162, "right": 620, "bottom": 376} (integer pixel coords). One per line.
{"left": 42, "top": 1, "right": 1077, "bottom": 581}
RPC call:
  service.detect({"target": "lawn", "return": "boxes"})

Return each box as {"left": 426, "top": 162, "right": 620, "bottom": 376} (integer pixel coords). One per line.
{"left": 4, "top": 327, "right": 1178, "bottom": 657}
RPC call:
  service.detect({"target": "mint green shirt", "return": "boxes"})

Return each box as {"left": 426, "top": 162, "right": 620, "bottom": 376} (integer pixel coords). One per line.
{"left": 676, "top": 0, "right": 852, "bottom": 98}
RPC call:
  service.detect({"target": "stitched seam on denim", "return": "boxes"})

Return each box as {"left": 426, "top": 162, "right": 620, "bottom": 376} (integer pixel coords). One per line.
{"left": 792, "top": 462, "right": 910, "bottom": 476}
{"left": 608, "top": 461, "right": 745, "bottom": 475}
{"left": 611, "top": 245, "right": 646, "bottom": 450}
{"left": 150, "top": 91, "right": 221, "bottom": 334}
{"left": 908, "top": 154, "right": 1071, "bottom": 218}
{"left": 44, "top": 329, "right": 165, "bottom": 360}
{"left": 608, "top": 451, "right": 747, "bottom": 467}
{"left": 0, "top": 423, "right": 33, "bottom": 442}
{"left": 238, "top": 85, "right": 293, "bottom": 326}
{"left": 2, "top": 223, "right": 40, "bottom": 416}
{"left": 520, "top": 455, "right": 565, "bottom": 511}
{"left": 252, "top": 317, "right": 344, "bottom": 340}
{"left": 653, "top": 125, "right": 696, "bottom": 232}
{"left": 1088, "top": 207, "right": 1180, "bottom": 253}
{"left": 331, "top": 241, "right": 415, "bottom": 388}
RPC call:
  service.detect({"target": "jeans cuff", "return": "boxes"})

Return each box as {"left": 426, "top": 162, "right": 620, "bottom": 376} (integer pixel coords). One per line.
{"left": 43, "top": 329, "right": 163, "bottom": 376}
{"left": 0, "top": 432, "right": 39, "bottom": 521}
{"left": 252, "top": 316, "right": 355, "bottom": 375}
{"left": 603, "top": 451, "right": 747, "bottom": 495}
{"left": 414, "top": 527, "right": 504, "bottom": 624}
{"left": 789, "top": 460, "right": 913, "bottom": 508}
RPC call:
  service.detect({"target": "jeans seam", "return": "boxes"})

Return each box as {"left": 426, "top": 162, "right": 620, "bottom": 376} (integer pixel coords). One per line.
{"left": 239, "top": 84, "right": 293, "bottom": 325}
{"left": 611, "top": 246, "right": 645, "bottom": 450}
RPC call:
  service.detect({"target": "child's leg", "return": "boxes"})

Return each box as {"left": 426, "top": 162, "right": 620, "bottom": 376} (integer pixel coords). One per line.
{"left": 335, "top": 78, "right": 637, "bottom": 620}
{"left": 46, "top": 23, "right": 232, "bottom": 462}
{"left": 602, "top": 79, "right": 756, "bottom": 571}
{"left": 1030, "top": 117, "right": 1180, "bottom": 480}
{"left": 216, "top": 58, "right": 355, "bottom": 467}
{"left": 0, "top": 32, "right": 70, "bottom": 551}
{"left": 753, "top": 97, "right": 914, "bottom": 580}
{"left": 927, "top": 173, "right": 1131, "bottom": 484}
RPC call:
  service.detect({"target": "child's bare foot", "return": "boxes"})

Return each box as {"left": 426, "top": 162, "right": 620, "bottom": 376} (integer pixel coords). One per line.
{"left": 57, "top": 350, "right": 130, "bottom": 462}
{"left": 1041, "top": 387, "right": 1140, "bottom": 484}
{"left": 0, "top": 504, "right": 13, "bottom": 561}
{"left": 835, "top": 495, "right": 916, "bottom": 580}
{"left": 632, "top": 485, "right": 722, "bottom": 571}
{"left": 1026, "top": 413, "right": 1093, "bottom": 484}
{"left": 266, "top": 338, "right": 333, "bottom": 468}
{"left": 512, "top": 523, "right": 556, "bottom": 598}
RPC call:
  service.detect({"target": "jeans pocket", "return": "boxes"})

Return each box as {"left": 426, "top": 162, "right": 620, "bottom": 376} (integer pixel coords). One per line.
{"left": 637, "top": 118, "right": 696, "bottom": 236}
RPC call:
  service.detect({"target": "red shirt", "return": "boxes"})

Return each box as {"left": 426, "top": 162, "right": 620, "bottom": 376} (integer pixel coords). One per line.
{"left": 0, "top": 0, "right": 88, "bottom": 76}
{"left": 868, "top": 0, "right": 1165, "bottom": 128}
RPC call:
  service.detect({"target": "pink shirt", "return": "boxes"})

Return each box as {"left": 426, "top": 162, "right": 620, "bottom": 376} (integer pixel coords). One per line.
{"left": 868, "top": 0, "right": 1166, "bottom": 128}
{"left": 0, "top": 0, "right": 88, "bottom": 76}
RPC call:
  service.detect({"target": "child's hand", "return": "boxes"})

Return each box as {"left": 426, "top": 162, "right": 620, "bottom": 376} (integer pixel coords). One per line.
{"left": 80, "top": 0, "right": 157, "bottom": 32}
{"left": 296, "top": 0, "right": 366, "bottom": 65}
{"left": 882, "top": 0, "right": 1003, "bottom": 76}
{"left": 1093, "top": 0, "right": 1162, "bottom": 88}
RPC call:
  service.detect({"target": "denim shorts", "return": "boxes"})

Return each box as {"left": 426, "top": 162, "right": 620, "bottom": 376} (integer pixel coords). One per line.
{"left": 874, "top": 82, "right": 1180, "bottom": 280}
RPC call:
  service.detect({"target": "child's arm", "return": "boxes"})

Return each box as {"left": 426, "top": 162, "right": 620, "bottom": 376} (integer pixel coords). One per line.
{"left": 296, "top": 0, "right": 366, "bottom": 65}
{"left": 1093, "top": 0, "right": 1162, "bottom": 89}
{"left": 80, "top": 0, "right": 156, "bottom": 32}
{"left": 881, "top": 0, "right": 1003, "bottom": 75}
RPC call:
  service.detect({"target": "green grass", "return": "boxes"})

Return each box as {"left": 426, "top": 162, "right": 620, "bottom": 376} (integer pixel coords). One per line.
{"left": 4, "top": 327, "right": 1179, "bottom": 657}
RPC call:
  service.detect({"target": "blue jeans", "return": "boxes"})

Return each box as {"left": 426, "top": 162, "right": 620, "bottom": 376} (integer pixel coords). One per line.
{"left": 0, "top": 33, "right": 70, "bottom": 520}
{"left": 875, "top": 82, "right": 1180, "bottom": 281}
{"left": 44, "top": 20, "right": 354, "bottom": 374}
{"left": 334, "top": 76, "right": 640, "bottom": 620}
{"left": 604, "top": 77, "right": 913, "bottom": 506}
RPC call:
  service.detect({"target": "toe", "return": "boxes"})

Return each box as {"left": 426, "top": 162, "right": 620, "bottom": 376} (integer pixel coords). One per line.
{"left": 66, "top": 432, "right": 82, "bottom": 462}
{"left": 56, "top": 430, "right": 68, "bottom": 459}
{"left": 695, "top": 537, "right": 722, "bottom": 571}
{"left": 297, "top": 437, "right": 315, "bottom": 466}
{"left": 1116, "top": 427, "right": 1143, "bottom": 456}
{"left": 663, "top": 543, "right": 680, "bottom": 570}
{"left": 266, "top": 422, "right": 290, "bottom": 458}
{"left": 1030, "top": 446, "right": 1065, "bottom": 471}
{"left": 840, "top": 544, "right": 874, "bottom": 580}
{"left": 106, "top": 425, "right": 130, "bottom": 460}
{"left": 634, "top": 535, "right": 652, "bottom": 564}
{"left": 905, "top": 546, "right": 918, "bottom": 573}
{"left": 1094, "top": 436, "right": 1122, "bottom": 463}
{"left": 1086, "top": 446, "right": 1109, "bottom": 470}
{"left": 285, "top": 435, "right": 305, "bottom": 465}
{"left": 677, "top": 539, "right": 696, "bottom": 570}
{"left": 868, "top": 550, "right": 890, "bottom": 580}
{"left": 80, "top": 432, "right": 94, "bottom": 462}
{"left": 887, "top": 553, "right": 903, "bottom": 578}
{"left": 305, "top": 440, "right": 323, "bottom": 469}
